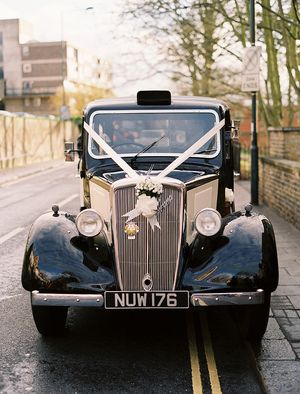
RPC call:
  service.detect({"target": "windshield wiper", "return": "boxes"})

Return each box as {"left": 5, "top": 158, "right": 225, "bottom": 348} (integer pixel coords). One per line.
{"left": 130, "top": 135, "right": 166, "bottom": 167}
{"left": 196, "top": 148, "right": 217, "bottom": 154}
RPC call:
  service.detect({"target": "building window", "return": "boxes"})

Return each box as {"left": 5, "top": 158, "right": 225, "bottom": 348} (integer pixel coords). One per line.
{"left": 0, "top": 32, "right": 3, "bottom": 45}
{"left": 24, "top": 98, "right": 31, "bottom": 107}
{"left": 0, "top": 67, "right": 3, "bottom": 79}
{"left": 0, "top": 48, "right": 3, "bottom": 62}
{"left": 23, "top": 81, "right": 32, "bottom": 92}
{"left": 23, "top": 63, "right": 32, "bottom": 73}
{"left": 22, "top": 46, "right": 29, "bottom": 56}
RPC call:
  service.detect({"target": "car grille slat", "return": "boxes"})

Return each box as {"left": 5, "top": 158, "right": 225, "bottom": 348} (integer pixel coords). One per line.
{"left": 113, "top": 184, "right": 183, "bottom": 291}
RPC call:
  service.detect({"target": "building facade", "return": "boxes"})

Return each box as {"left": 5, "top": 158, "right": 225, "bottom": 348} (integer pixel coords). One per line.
{"left": 0, "top": 18, "right": 111, "bottom": 116}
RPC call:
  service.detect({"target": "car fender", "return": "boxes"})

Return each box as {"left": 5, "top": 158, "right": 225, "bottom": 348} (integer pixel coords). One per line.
{"left": 183, "top": 212, "right": 278, "bottom": 292}
{"left": 21, "top": 211, "right": 115, "bottom": 292}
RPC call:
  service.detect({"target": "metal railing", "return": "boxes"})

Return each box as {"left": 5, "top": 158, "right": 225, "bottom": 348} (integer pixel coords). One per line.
{"left": 5, "top": 87, "right": 57, "bottom": 96}
{"left": 0, "top": 115, "right": 78, "bottom": 170}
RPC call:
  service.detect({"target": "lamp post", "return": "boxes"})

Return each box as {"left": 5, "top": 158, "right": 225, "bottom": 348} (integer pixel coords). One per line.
{"left": 250, "top": 0, "right": 259, "bottom": 205}
{"left": 60, "top": 6, "right": 94, "bottom": 120}
{"left": 60, "top": 11, "right": 68, "bottom": 120}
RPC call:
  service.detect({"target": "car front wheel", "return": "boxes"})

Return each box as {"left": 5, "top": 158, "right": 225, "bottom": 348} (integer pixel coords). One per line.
{"left": 31, "top": 304, "right": 68, "bottom": 336}
{"left": 237, "top": 291, "right": 271, "bottom": 342}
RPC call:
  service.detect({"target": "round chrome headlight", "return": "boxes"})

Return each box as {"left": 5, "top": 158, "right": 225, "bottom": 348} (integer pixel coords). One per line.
{"left": 194, "top": 208, "right": 221, "bottom": 236}
{"left": 76, "top": 209, "right": 104, "bottom": 237}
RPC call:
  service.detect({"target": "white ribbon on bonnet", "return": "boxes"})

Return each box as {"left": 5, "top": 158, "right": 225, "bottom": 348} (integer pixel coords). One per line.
{"left": 84, "top": 119, "right": 225, "bottom": 230}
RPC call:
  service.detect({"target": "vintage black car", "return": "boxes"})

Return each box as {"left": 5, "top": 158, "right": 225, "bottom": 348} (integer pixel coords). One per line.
{"left": 22, "top": 91, "right": 278, "bottom": 339}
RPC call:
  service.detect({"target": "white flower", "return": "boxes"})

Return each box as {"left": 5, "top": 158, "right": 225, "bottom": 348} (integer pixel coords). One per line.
{"left": 135, "top": 177, "right": 163, "bottom": 198}
{"left": 136, "top": 194, "right": 159, "bottom": 218}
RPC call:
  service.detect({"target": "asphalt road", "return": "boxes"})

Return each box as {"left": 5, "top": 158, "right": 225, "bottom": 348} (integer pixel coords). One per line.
{"left": 0, "top": 163, "right": 265, "bottom": 393}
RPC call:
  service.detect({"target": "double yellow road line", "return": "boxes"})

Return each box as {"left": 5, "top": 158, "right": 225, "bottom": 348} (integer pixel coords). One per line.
{"left": 186, "top": 311, "right": 222, "bottom": 394}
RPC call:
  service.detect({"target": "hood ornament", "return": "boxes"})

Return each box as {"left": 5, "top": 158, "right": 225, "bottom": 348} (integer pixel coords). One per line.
{"left": 142, "top": 273, "right": 153, "bottom": 292}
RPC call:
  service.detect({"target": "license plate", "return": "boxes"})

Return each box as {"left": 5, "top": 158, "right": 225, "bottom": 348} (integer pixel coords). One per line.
{"left": 105, "top": 291, "right": 189, "bottom": 309}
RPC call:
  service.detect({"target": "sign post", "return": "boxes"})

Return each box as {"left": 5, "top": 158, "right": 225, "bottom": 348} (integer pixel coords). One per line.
{"left": 242, "top": 0, "right": 260, "bottom": 205}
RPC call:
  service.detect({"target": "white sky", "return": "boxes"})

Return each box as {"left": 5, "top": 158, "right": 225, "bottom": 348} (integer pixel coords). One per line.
{"left": 0, "top": 0, "right": 170, "bottom": 96}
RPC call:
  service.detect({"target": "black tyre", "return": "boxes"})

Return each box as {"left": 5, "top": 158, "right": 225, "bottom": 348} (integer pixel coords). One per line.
{"left": 31, "top": 304, "right": 68, "bottom": 336}
{"left": 237, "top": 292, "right": 271, "bottom": 342}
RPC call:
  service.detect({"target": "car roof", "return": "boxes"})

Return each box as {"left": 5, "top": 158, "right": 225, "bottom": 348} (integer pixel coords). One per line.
{"left": 84, "top": 95, "right": 229, "bottom": 117}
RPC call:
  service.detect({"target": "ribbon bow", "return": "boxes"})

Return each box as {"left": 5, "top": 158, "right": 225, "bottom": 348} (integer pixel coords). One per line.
{"left": 123, "top": 177, "right": 162, "bottom": 230}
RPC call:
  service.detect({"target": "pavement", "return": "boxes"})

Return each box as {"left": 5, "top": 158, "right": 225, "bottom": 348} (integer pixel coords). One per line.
{"left": 236, "top": 180, "right": 300, "bottom": 393}
{"left": 1, "top": 162, "right": 300, "bottom": 391}
{"left": 236, "top": 181, "right": 300, "bottom": 355}
{"left": 0, "top": 159, "right": 64, "bottom": 186}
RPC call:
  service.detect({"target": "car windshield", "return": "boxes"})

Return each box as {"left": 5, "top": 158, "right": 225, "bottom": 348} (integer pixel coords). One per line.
{"left": 88, "top": 110, "right": 220, "bottom": 159}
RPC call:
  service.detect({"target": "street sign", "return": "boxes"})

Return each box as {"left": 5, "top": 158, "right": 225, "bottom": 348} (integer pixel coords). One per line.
{"left": 241, "top": 46, "right": 261, "bottom": 92}
{"left": 242, "top": 74, "right": 260, "bottom": 92}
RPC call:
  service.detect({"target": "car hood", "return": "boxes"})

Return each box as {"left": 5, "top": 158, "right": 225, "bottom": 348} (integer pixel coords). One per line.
{"left": 87, "top": 168, "right": 220, "bottom": 185}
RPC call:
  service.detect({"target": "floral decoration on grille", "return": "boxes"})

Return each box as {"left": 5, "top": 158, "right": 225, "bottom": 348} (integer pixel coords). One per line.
{"left": 123, "top": 177, "right": 163, "bottom": 231}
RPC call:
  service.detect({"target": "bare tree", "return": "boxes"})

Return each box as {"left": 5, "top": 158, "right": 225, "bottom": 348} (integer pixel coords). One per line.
{"left": 50, "top": 84, "right": 113, "bottom": 117}
{"left": 122, "top": 0, "right": 299, "bottom": 127}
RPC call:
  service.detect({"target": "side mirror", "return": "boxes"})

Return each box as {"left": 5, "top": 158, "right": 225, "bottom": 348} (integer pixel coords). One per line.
{"left": 64, "top": 142, "right": 75, "bottom": 162}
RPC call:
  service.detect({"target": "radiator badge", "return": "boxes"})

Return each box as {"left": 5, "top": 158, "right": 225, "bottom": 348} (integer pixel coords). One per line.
{"left": 142, "top": 273, "right": 153, "bottom": 291}
{"left": 123, "top": 177, "right": 163, "bottom": 231}
{"left": 124, "top": 222, "right": 139, "bottom": 240}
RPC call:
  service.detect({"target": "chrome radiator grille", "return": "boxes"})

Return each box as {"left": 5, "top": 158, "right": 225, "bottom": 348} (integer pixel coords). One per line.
{"left": 113, "top": 183, "right": 183, "bottom": 291}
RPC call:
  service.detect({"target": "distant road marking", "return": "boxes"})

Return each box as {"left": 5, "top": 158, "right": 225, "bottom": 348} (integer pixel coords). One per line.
{"left": 0, "top": 227, "right": 25, "bottom": 245}
{"left": 57, "top": 194, "right": 79, "bottom": 207}
{"left": 200, "top": 312, "right": 222, "bottom": 394}
{"left": 186, "top": 312, "right": 203, "bottom": 393}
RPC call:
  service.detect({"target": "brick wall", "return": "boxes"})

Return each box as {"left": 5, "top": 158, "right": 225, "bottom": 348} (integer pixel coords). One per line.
{"left": 21, "top": 43, "right": 63, "bottom": 60}
{"left": 22, "top": 62, "right": 62, "bottom": 78}
{"left": 260, "top": 127, "right": 300, "bottom": 230}
{"left": 269, "top": 127, "right": 300, "bottom": 161}
{"left": 284, "top": 131, "right": 300, "bottom": 162}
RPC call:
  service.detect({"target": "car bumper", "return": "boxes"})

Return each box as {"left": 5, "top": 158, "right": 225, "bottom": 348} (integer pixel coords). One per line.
{"left": 190, "top": 289, "right": 264, "bottom": 306}
{"left": 31, "top": 289, "right": 264, "bottom": 307}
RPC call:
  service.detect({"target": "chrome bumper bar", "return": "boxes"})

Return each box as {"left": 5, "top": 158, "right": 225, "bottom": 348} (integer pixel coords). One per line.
{"left": 191, "top": 289, "right": 264, "bottom": 306}
{"left": 32, "top": 289, "right": 264, "bottom": 308}
{"left": 31, "top": 290, "right": 104, "bottom": 307}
